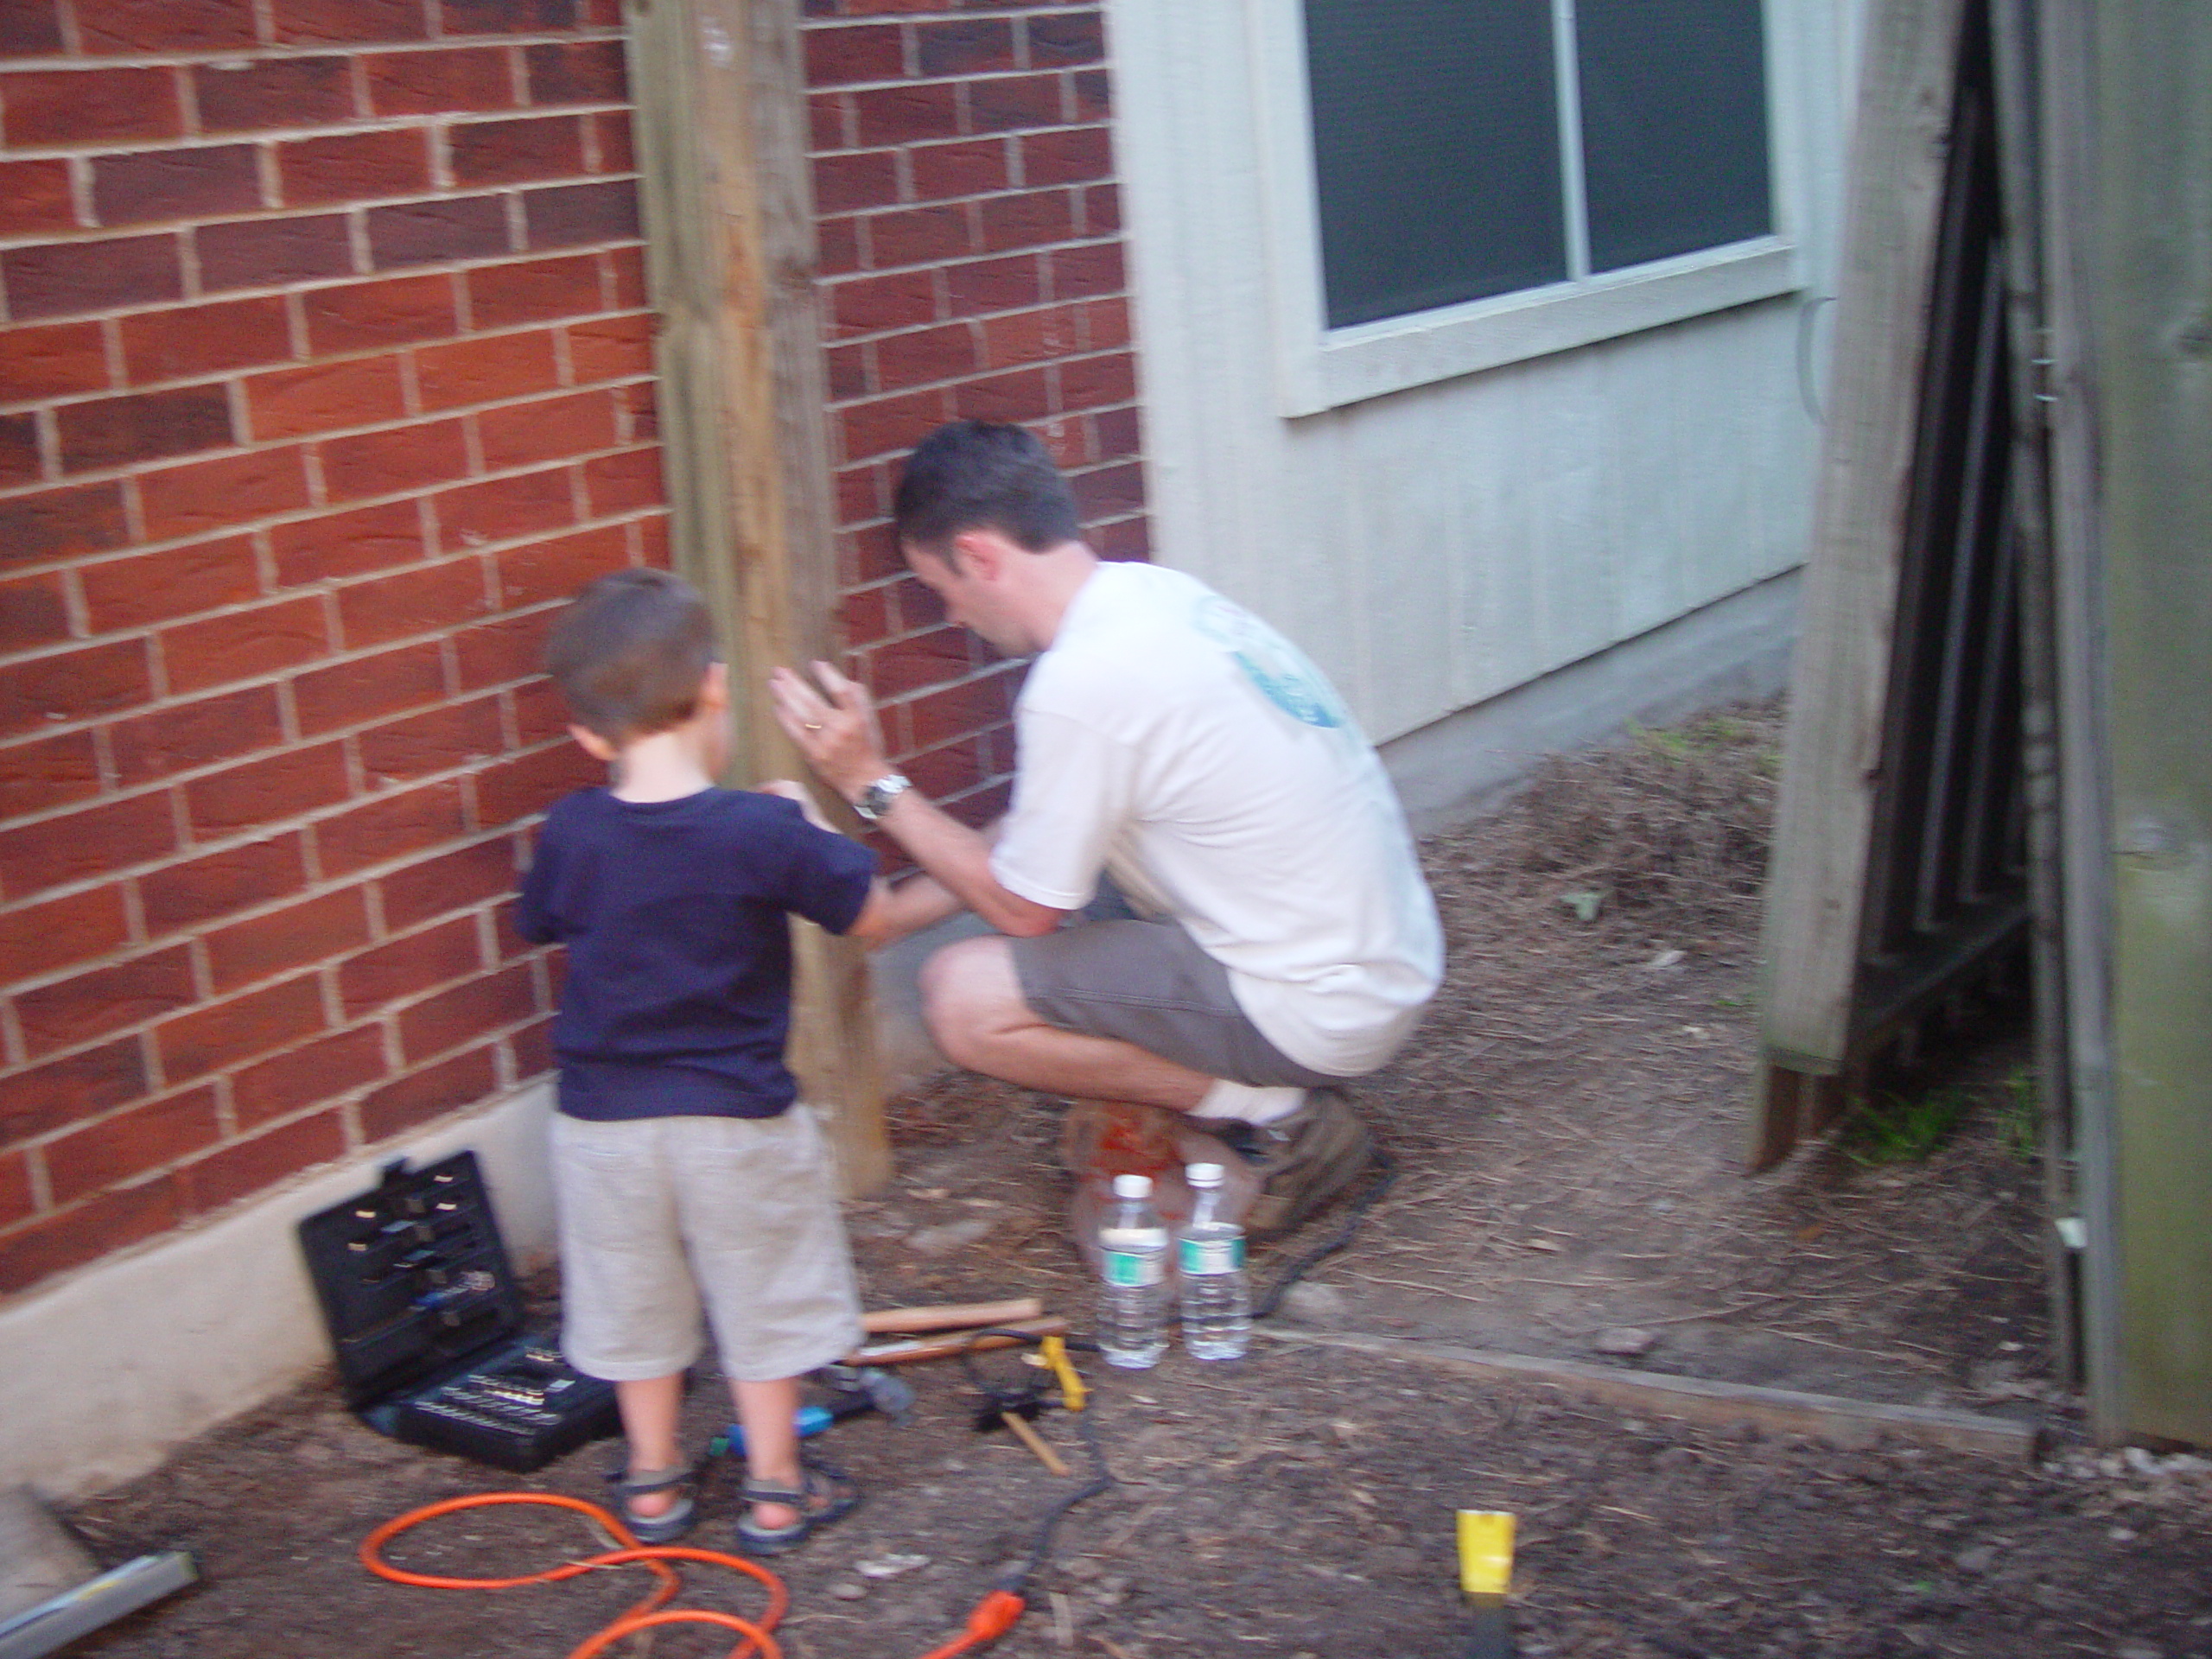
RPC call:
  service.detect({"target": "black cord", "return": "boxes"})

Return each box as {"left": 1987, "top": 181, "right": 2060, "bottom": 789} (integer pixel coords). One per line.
{"left": 954, "top": 1327, "right": 1116, "bottom": 1596}
{"left": 1249, "top": 1143, "right": 1398, "bottom": 1322}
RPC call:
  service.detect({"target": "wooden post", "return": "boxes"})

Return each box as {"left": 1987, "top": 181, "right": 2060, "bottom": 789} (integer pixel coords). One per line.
{"left": 626, "top": 0, "right": 893, "bottom": 1194}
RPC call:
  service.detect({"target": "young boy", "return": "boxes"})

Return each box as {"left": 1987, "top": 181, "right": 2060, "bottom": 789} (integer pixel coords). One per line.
{"left": 516, "top": 568, "right": 920, "bottom": 1553}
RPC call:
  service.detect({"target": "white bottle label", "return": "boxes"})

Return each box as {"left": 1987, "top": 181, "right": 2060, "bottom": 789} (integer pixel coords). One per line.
{"left": 1179, "top": 1236, "right": 1245, "bottom": 1275}
{"left": 1104, "top": 1249, "right": 1162, "bottom": 1288}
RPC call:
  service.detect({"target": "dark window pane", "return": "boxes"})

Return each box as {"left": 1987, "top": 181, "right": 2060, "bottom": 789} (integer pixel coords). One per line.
{"left": 1306, "top": 0, "right": 1566, "bottom": 327}
{"left": 1575, "top": 0, "right": 1772, "bottom": 272}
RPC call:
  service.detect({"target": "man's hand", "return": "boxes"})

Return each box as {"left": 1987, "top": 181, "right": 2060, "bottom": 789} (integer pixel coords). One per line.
{"left": 767, "top": 660, "right": 891, "bottom": 803}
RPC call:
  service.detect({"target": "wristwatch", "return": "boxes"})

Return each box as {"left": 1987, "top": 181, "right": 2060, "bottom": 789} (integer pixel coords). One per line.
{"left": 852, "top": 772, "right": 913, "bottom": 823}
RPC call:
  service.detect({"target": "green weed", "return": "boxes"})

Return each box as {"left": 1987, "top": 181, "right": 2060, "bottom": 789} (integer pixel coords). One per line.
{"left": 1844, "top": 1086, "right": 1972, "bottom": 1166}
{"left": 1999, "top": 1067, "right": 2040, "bottom": 1162}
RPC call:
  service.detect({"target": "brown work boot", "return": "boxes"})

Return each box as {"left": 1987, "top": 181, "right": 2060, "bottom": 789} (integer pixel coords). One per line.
{"left": 1202, "top": 1087, "right": 1376, "bottom": 1240}
{"left": 1061, "top": 1100, "right": 1262, "bottom": 1276}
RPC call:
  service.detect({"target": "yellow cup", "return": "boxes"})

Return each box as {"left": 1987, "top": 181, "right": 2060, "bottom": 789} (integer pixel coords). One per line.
{"left": 1456, "top": 1510, "right": 1515, "bottom": 1598}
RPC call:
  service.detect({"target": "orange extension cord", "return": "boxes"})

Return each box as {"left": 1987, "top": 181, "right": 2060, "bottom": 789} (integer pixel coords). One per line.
{"left": 360, "top": 1491, "right": 1025, "bottom": 1659}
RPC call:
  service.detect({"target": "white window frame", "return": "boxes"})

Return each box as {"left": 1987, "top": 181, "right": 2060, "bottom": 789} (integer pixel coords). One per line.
{"left": 1249, "top": 0, "right": 1809, "bottom": 416}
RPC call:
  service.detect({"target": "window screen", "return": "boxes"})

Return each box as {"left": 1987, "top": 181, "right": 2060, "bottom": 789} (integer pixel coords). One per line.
{"left": 1305, "top": 0, "right": 1566, "bottom": 329}
{"left": 1574, "top": 0, "right": 1773, "bottom": 271}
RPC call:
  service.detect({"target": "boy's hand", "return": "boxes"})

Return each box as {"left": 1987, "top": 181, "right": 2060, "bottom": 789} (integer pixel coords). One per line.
{"left": 759, "top": 778, "right": 836, "bottom": 833}
{"left": 767, "top": 660, "right": 892, "bottom": 802}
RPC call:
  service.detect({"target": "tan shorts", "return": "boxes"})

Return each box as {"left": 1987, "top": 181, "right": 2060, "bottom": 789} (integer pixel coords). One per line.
{"left": 550, "top": 1107, "right": 863, "bottom": 1383}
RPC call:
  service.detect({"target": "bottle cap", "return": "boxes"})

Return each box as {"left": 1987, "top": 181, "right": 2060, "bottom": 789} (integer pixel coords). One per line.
{"left": 1185, "top": 1161, "right": 1224, "bottom": 1186}
{"left": 1110, "top": 1173, "right": 1153, "bottom": 1198}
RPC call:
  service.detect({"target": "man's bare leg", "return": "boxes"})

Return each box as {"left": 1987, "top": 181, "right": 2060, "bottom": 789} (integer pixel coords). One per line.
{"left": 918, "top": 934, "right": 1216, "bottom": 1110}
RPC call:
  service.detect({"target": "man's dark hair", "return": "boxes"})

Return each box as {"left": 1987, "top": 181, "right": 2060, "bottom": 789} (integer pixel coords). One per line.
{"left": 893, "top": 421, "right": 1083, "bottom": 559}
{"left": 543, "top": 568, "right": 716, "bottom": 743}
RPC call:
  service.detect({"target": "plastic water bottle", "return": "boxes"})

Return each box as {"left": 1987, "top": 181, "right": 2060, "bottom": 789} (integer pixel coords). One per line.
{"left": 1178, "top": 1162, "right": 1251, "bottom": 1360}
{"left": 1096, "top": 1173, "right": 1169, "bottom": 1370}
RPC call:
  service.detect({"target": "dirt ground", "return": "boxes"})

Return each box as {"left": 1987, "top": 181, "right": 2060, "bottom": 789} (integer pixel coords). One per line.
{"left": 60, "top": 705, "right": 2212, "bottom": 1658}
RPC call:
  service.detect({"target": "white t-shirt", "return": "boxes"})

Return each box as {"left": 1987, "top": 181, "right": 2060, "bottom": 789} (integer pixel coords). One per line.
{"left": 990, "top": 562, "right": 1444, "bottom": 1076}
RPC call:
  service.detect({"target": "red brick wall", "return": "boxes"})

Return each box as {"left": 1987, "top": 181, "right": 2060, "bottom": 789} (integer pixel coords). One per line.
{"left": 804, "top": 0, "right": 1148, "bottom": 828}
{"left": 0, "top": 0, "right": 659, "bottom": 1298}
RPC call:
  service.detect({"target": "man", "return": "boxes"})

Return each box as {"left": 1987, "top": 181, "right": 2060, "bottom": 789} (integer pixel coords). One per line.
{"left": 769, "top": 422, "right": 1441, "bottom": 1236}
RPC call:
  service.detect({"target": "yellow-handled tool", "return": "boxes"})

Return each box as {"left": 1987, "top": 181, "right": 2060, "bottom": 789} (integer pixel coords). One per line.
{"left": 1038, "top": 1334, "right": 1086, "bottom": 1413}
{"left": 1456, "top": 1510, "right": 1516, "bottom": 1657}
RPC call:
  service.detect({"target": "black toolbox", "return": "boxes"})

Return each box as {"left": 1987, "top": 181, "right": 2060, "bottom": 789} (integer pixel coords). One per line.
{"left": 296, "top": 1151, "right": 619, "bottom": 1471}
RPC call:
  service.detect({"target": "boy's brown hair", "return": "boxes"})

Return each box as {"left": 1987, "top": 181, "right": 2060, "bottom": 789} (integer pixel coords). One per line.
{"left": 544, "top": 569, "right": 717, "bottom": 742}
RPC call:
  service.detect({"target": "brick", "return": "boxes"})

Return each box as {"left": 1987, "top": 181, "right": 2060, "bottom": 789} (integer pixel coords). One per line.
{"left": 1048, "top": 239, "right": 1122, "bottom": 299}
{"left": 1059, "top": 349, "right": 1136, "bottom": 410}
{"left": 247, "top": 354, "right": 408, "bottom": 442}
{"left": 183, "top": 741, "right": 350, "bottom": 838}
{"left": 1070, "top": 457, "right": 1143, "bottom": 518}
{"left": 340, "top": 915, "right": 480, "bottom": 1018}
{"left": 943, "top": 251, "right": 1043, "bottom": 316}
{"left": 0, "top": 572, "right": 70, "bottom": 653}
{"left": 55, "top": 385, "right": 228, "bottom": 475}
{"left": 979, "top": 302, "right": 1080, "bottom": 369}
{"left": 965, "top": 73, "right": 1063, "bottom": 135}
{"left": 474, "top": 739, "right": 600, "bottom": 828}
{"left": 829, "top": 270, "right": 940, "bottom": 337}
{"left": 182, "top": 1107, "right": 347, "bottom": 1213}
{"left": 811, "top": 150, "right": 900, "bottom": 214}
{"left": 377, "top": 835, "right": 512, "bottom": 929}
{"left": 75, "top": 0, "right": 255, "bottom": 54}
{"left": 435, "top": 466, "right": 574, "bottom": 551}
{"left": 453, "top": 611, "right": 543, "bottom": 690}
{"left": 0, "top": 1177, "right": 181, "bottom": 1298}
{"left": 465, "top": 252, "right": 602, "bottom": 329}
{"left": 0, "top": 0, "right": 62, "bottom": 54}
{"left": 817, "top": 213, "right": 861, "bottom": 276}
{"left": 121, "top": 296, "right": 293, "bottom": 385}
{"left": 156, "top": 974, "right": 327, "bottom": 1083}
{"left": 854, "top": 83, "right": 959, "bottom": 148}
{"left": 13, "top": 946, "right": 194, "bottom": 1058}
{"left": 589, "top": 110, "right": 634, "bottom": 174}
{"left": 0, "top": 1152, "right": 26, "bottom": 1228}
{"left": 162, "top": 594, "right": 329, "bottom": 695}
{"left": 902, "top": 664, "right": 1017, "bottom": 750}
{"left": 45, "top": 1087, "right": 223, "bottom": 1205}
{"left": 335, "top": 554, "right": 491, "bottom": 648}
{"left": 1071, "top": 68, "right": 1109, "bottom": 122}
{"left": 197, "top": 214, "right": 354, "bottom": 292}
{"left": 493, "top": 522, "right": 626, "bottom": 610}
{"left": 272, "top": 499, "right": 426, "bottom": 587}
{"left": 475, "top": 389, "right": 616, "bottom": 470}
{"left": 137, "top": 447, "right": 312, "bottom": 541}
{"left": 230, "top": 1027, "right": 385, "bottom": 1128}
{"left": 138, "top": 834, "right": 306, "bottom": 934}
{"left": 441, "top": 0, "right": 577, "bottom": 36}
{"left": 359, "top": 694, "right": 504, "bottom": 784}
{"left": 0, "top": 886, "right": 130, "bottom": 985}
{"left": 980, "top": 188, "right": 1076, "bottom": 254}
{"left": 580, "top": 447, "right": 661, "bottom": 517}
{"left": 205, "top": 887, "right": 371, "bottom": 993}
{"left": 0, "top": 415, "right": 35, "bottom": 487}
{"left": 92, "top": 146, "right": 260, "bottom": 229}
{"left": 613, "top": 378, "right": 656, "bottom": 441}
{"left": 0, "top": 1039, "right": 148, "bottom": 1145}
{"left": 367, "top": 196, "right": 510, "bottom": 270}
{"left": 521, "top": 180, "right": 638, "bottom": 251}
{"left": 1080, "top": 181, "right": 1120, "bottom": 236}
{"left": 278, "top": 129, "right": 431, "bottom": 211}
{"left": 319, "top": 416, "right": 473, "bottom": 503}
{"left": 1093, "top": 516, "right": 1148, "bottom": 558}
{"left": 908, "top": 137, "right": 1009, "bottom": 202}
{"left": 806, "top": 22, "right": 905, "bottom": 83}
{"left": 841, "top": 522, "right": 903, "bottom": 583}
{"left": 80, "top": 536, "right": 258, "bottom": 633}
{"left": 0, "top": 67, "right": 182, "bottom": 147}
{"left": 314, "top": 777, "right": 467, "bottom": 875}
{"left": 416, "top": 328, "right": 562, "bottom": 412}
{"left": 826, "top": 340, "right": 869, "bottom": 399}
{"left": 364, "top": 45, "right": 514, "bottom": 117}
{"left": 397, "top": 961, "right": 535, "bottom": 1062}
{"left": 109, "top": 683, "right": 287, "bottom": 788}
{"left": 565, "top": 314, "right": 652, "bottom": 385}
{"left": 840, "top": 386, "right": 952, "bottom": 464}
{"left": 1027, "top": 10, "right": 1106, "bottom": 67}
{"left": 509, "top": 675, "right": 565, "bottom": 744}
{"left": 358, "top": 1043, "right": 496, "bottom": 1142}
{"left": 875, "top": 321, "right": 979, "bottom": 391}
{"left": 303, "top": 271, "right": 460, "bottom": 355}
{"left": 870, "top": 203, "right": 974, "bottom": 268}
{"left": 3, "top": 235, "right": 181, "bottom": 322}
{"left": 0, "top": 158, "right": 75, "bottom": 237}
{"left": 0, "top": 322, "right": 109, "bottom": 404}
{"left": 506, "top": 1014, "right": 551, "bottom": 1078}
{"left": 272, "top": 0, "right": 429, "bottom": 45}
{"left": 292, "top": 638, "right": 446, "bottom": 735}
{"left": 449, "top": 114, "right": 584, "bottom": 188}
{"left": 865, "top": 624, "right": 973, "bottom": 700}
{"left": 0, "top": 730, "right": 101, "bottom": 820}
{"left": 904, "top": 734, "right": 984, "bottom": 800}
{"left": 918, "top": 18, "right": 1016, "bottom": 76}
{"left": 1081, "top": 296, "right": 1131, "bottom": 353}
{"left": 809, "top": 91, "right": 851, "bottom": 155}
{"left": 1021, "top": 124, "right": 1110, "bottom": 186}
{"left": 0, "top": 639, "right": 150, "bottom": 744}
{"left": 1091, "top": 400, "right": 1140, "bottom": 461}
{"left": 195, "top": 56, "right": 356, "bottom": 132}
{"left": 524, "top": 40, "right": 625, "bottom": 105}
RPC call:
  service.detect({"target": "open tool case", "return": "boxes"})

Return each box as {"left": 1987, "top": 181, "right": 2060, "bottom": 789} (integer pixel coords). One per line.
{"left": 296, "top": 1151, "right": 619, "bottom": 1471}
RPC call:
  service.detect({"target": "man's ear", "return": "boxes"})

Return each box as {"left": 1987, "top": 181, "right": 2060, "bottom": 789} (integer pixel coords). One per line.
{"left": 950, "top": 528, "right": 1005, "bottom": 582}
{"left": 696, "top": 659, "right": 730, "bottom": 710}
{"left": 568, "top": 722, "right": 619, "bottom": 764}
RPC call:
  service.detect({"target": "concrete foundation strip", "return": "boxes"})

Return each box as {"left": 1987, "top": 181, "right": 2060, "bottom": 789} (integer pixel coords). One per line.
{"left": 1264, "top": 1328, "right": 2040, "bottom": 1462}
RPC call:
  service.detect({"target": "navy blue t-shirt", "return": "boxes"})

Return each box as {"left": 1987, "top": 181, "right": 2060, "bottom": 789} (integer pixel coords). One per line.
{"left": 515, "top": 786, "right": 876, "bottom": 1121}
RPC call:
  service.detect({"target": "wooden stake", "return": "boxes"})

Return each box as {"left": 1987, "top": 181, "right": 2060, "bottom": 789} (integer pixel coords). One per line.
{"left": 1001, "top": 1412, "right": 1071, "bottom": 1478}
{"left": 861, "top": 1298, "right": 1046, "bottom": 1336}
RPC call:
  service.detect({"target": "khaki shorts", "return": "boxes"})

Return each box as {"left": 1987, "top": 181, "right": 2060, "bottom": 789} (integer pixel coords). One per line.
{"left": 1011, "top": 917, "right": 1342, "bottom": 1089}
{"left": 550, "top": 1107, "right": 862, "bottom": 1383}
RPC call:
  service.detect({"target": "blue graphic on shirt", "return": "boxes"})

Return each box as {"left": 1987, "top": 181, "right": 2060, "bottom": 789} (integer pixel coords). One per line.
{"left": 1192, "top": 595, "right": 1348, "bottom": 730}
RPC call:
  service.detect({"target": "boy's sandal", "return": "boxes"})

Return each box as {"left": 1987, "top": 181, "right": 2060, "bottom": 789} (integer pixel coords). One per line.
{"left": 736, "top": 1459, "right": 861, "bottom": 1556}
{"left": 610, "top": 1463, "right": 697, "bottom": 1546}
